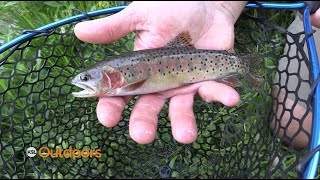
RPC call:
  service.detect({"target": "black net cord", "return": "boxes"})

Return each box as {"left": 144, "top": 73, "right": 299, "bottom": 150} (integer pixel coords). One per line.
{"left": 0, "top": 3, "right": 317, "bottom": 179}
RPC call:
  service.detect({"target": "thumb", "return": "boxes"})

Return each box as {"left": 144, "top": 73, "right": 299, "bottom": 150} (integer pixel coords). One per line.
{"left": 74, "top": 6, "right": 141, "bottom": 44}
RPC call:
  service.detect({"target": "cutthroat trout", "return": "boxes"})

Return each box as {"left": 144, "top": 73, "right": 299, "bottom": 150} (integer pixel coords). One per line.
{"left": 71, "top": 32, "right": 264, "bottom": 98}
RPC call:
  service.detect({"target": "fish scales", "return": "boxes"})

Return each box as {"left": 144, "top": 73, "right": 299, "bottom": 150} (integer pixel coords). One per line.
{"left": 97, "top": 48, "right": 249, "bottom": 96}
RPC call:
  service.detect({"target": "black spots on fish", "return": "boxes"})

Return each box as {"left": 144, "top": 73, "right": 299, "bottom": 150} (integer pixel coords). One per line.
{"left": 163, "top": 73, "right": 166, "bottom": 76}
{"left": 194, "top": 66, "right": 197, "bottom": 70}
{"left": 172, "top": 68, "right": 175, "bottom": 71}
{"left": 127, "top": 67, "right": 129, "bottom": 70}
{"left": 190, "top": 57, "right": 193, "bottom": 60}
{"left": 179, "top": 65, "right": 182, "bottom": 68}
{"left": 159, "top": 61, "right": 162, "bottom": 65}
{"left": 140, "top": 70, "right": 142, "bottom": 74}
{"left": 206, "top": 70, "right": 209, "bottom": 73}
{"left": 205, "top": 58, "right": 208, "bottom": 61}
{"left": 158, "top": 69, "right": 161, "bottom": 72}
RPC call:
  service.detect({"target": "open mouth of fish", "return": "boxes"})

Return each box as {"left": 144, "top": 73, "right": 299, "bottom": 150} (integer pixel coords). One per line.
{"left": 71, "top": 82, "right": 96, "bottom": 97}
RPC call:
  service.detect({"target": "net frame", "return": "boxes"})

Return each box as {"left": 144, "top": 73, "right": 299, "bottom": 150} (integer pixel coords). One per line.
{"left": 0, "top": 1, "right": 319, "bottom": 179}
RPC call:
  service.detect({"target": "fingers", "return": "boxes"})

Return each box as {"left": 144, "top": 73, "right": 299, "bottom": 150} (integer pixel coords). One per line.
{"left": 198, "top": 81, "right": 240, "bottom": 107}
{"left": 159, "top": 81, "right": 240, "bottom": 107}
{"left": 96, "top": 96, "right": 132, "bottom": 127}
{"left": 298, "top": 9, "right": 320, "bottom": 28}
{"left": 169, "top": 94, "right": 198, "bottom": 144}
{"left": 74, "top": 5, "right": 144, "bottom": 44}
{"left": 129, "top": 94, "right": 166, "bottom": 144}
{"left": 310, "top": 9, "right": 320, "bottom": 28}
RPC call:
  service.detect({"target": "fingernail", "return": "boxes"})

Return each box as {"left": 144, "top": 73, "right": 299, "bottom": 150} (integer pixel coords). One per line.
{"left": 226, "top": 93, "right": 240, "bottom": 106}
{"left": 174, "top": 128, "right": 197, "bottom": 144}
{"left": 130, "top": 121, "right": 156, "bottom": 144}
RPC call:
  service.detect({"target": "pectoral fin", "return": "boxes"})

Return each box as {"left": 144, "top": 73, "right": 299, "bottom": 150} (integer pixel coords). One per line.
{"left": 165, "top": 31, "right": 195, "bottom": 48}
{"left": 121, "top": 79, "right": 147, "bottom": 92}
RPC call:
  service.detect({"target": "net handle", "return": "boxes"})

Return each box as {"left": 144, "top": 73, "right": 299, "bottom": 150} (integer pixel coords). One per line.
{"left": 301, "top": 5, "right": 320, "bottom": 179}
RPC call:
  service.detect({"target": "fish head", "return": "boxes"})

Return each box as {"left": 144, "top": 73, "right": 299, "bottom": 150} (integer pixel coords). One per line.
{"left": 71, "top": 65, "right": 124, "bottom": 98}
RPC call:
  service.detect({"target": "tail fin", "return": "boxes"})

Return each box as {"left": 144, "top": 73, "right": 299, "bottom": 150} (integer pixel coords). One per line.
{"left": 241, "top": 53, "right": 266, "bottom": 89}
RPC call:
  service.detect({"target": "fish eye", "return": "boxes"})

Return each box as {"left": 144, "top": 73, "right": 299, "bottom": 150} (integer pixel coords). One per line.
{"left": 80, "top": 73, "right": 91, "bottom": 81}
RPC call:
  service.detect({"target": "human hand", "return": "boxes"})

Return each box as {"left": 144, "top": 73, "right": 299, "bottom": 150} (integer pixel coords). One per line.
{"left": 299, "top": 4, "right": 320, "bottom": 28}
{"left": 74, "top": 1, "right": 247, "bottom": 144}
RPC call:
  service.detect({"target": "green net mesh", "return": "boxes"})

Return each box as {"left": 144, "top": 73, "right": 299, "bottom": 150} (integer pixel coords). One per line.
{"left": 0, "top": 3, "right": 318, "bottom": 179}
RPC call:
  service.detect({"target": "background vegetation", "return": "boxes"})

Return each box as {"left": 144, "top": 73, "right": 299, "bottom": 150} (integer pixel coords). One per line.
{"left": 0, "top": 1, "right": 318, "bottom": 179}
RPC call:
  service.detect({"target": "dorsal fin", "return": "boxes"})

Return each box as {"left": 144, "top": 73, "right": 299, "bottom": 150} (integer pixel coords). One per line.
{"left": 165, "top": 31, "right": 195, "bottom": 48}
{"left": 226, "top": 48, "right": 236, "bottom": 54}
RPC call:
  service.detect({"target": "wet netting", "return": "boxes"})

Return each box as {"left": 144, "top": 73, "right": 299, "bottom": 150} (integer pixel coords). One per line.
{"left": 1, "top": 2, "right": 320, "bottom": 179}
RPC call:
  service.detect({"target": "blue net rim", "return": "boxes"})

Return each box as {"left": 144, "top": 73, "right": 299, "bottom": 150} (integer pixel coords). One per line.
{"left": 0, "top": 1, "right": 319, "bottom": 179}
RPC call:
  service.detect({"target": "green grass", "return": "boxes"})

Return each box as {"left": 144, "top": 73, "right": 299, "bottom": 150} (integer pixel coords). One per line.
{"left": 0, "top": 1, "right": 316, "bottom": 179}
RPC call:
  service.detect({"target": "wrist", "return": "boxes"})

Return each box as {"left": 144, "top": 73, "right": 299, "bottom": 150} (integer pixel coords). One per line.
{"left": 208, "top": 1, "right": 248, "bottom": 24}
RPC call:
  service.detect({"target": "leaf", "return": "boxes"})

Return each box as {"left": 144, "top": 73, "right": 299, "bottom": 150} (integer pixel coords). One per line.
{"left": 43, "top": 1, "right": 63, "bottom": 8}
{"left": 4, "top": 1, "right": 19, "bottom": 7}
{"left": 169, "top": 156, "right": 178, "bottom": 169}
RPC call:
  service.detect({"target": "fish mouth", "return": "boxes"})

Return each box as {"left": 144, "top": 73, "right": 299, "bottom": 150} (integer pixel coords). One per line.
{"left": 71, "top": 82, "right": 97, "bottom": 98}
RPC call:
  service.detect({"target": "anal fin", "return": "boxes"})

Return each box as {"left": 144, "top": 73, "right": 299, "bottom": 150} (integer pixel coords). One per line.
{"left": 218, "top": 74, "right": 242, "bottom": 87}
